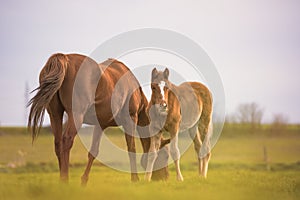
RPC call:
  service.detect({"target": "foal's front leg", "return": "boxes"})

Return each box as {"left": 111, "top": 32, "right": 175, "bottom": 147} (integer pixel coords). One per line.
{"left": 170, "top": 133, "right": 184, "bottom": 181}
{"left": 144, "top": 132, "right": 162, "bottom": 181}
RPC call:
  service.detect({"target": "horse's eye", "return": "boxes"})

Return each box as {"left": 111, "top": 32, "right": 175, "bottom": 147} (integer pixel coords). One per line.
{"left": 151, "top": 86, "right": 155, "bottom": 90}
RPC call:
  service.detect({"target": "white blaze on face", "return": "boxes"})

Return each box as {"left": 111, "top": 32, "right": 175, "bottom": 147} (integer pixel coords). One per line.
{"left": 159, "top": 81, "right": 166, "bottom": 101}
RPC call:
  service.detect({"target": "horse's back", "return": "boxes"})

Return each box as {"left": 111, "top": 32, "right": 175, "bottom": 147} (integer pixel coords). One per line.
{"left": 94, "top": 59, "right": 144, "bottom": 126}
{"left": 99, "top": 59, "right": 135, "bottom": 85}
{"left": 97, "top": 59, "right": 141, "bottom": 105}
{"left": 50, "top": 54, "right": 145, "bottom": 127}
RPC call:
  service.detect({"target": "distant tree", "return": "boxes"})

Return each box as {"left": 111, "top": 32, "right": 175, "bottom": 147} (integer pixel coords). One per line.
{"left": 236, "top": 102, "right": 264, "bottom": 131}
{"left": 225, "top": 113, "right": 235, "bottom": 124}
{"left": 270, "top": 113, "right": 289, "bottom": 134}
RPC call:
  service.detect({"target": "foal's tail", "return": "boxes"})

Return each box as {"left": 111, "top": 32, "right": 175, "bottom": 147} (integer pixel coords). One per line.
{"left": 198, "top": 84, "right": 213, "bottom": 158}
{"left": 27, "top": 53, "right": 68, "bottom": 142}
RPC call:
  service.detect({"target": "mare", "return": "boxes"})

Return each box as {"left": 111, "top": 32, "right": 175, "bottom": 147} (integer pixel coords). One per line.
{"left": 28, "top": 53, "right": 169, "bottom": 184}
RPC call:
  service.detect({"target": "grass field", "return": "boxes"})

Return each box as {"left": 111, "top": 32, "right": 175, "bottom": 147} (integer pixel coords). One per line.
{"left": 0, "top": 127, "right": 299, "bottom": 200}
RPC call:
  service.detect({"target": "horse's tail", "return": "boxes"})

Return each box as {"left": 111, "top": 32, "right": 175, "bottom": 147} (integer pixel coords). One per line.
{"left": 27, "top": 53, "right": 68, "bottom": 142}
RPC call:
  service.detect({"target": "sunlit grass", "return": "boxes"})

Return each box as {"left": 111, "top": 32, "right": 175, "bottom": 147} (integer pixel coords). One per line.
{"left": 0, "top": 127, "right": 299, "bottom": 200}
{"left": 0, "top": 166, "right": 299, "bottom": 200}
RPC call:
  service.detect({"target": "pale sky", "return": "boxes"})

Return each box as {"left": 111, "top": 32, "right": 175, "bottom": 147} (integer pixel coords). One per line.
{"left": 0, "top": 0, "right": 299, "bottom": 126}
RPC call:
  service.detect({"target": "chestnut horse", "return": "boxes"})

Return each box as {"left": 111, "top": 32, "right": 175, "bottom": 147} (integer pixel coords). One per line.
{"left": 145, "top": 68, "right": 213, "bottom": 181}
{"left": 28, "top": 53, "right": 168, "bottom": 184}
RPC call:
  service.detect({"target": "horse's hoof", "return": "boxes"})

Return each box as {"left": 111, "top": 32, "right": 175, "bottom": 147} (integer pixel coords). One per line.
{"left": 81, "top": 176, "right": 88, "bottom": 186}
{"left": 131, "top": 174, "right": 139, "bottom": 182}
{"left": 60, "top": 176, "right": 69, "bottom": 183}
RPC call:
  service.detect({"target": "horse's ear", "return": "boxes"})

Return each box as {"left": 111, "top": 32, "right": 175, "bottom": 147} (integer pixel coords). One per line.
{"left": 163, "top": 68, "right": 169, "bottom": 79}
{"left": 152, "top": 68, "right": 158, "bottom": 80}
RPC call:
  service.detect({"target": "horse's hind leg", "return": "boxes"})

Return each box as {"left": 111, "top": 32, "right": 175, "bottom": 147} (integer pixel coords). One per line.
{"left": 60, "top": 112, "right": 83, "bottom": 182}
{"left": 48, "top": 94, "right": 64, "bottom": 175}
{"left": 81, "top": 125, "right": 103, "bottom": 186}
{"left": 188, "top": 125, "right": 203, "bottom": 176}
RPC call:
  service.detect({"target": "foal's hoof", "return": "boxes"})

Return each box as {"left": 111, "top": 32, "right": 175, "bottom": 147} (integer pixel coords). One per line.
{"left": 144, "top": 173, "right": 152, "bottom": 182}
{"left": 198, "top": 174, "right": 207, "bottom": 180}
{"left": 177, "top": 175, "right": 184, "bottom": 181}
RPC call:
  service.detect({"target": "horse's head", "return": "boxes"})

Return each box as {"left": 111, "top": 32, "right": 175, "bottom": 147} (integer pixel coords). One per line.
{"left": 150, "top": 68, "right": 170, "bottom": 116}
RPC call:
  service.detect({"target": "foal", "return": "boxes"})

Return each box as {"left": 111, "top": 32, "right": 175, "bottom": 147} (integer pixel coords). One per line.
{"left": 145, "top": 68, "right": 213, "bottom": 181}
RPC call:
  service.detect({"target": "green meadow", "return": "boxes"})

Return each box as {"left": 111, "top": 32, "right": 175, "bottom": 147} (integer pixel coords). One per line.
{"left": 0, "top": 126, "right": 299, "bottom": 200}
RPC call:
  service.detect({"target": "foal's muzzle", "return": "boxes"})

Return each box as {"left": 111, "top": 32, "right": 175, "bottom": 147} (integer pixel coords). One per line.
{"left": 161, "top": 102, "right": 167, "bottom": 109}
{"left": 159, "top": 101, "right": 168, "bottom": 113}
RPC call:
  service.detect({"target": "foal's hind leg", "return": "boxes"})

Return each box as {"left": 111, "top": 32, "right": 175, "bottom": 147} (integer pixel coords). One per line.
{"left": 200, "top": 128, "right": 211, "bottom": 178}
{"left": 198, "top": 116, "right": 212, "bottom": 178}
{"left": 81, "top": 125, "right": 103, "bottom": 186}
{"left": 188, "top": 125, "right": 203, "bottom": 176}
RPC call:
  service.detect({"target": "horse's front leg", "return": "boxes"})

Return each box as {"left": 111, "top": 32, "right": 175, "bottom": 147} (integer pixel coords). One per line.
{"left": 144, "top": 132, "right": 162, "bottom": 181}
{"left": 125, "top": 132, "right": 139, "bottom": 182}
{"left": 170, "top": 131, "right": 184, "bottom": 181}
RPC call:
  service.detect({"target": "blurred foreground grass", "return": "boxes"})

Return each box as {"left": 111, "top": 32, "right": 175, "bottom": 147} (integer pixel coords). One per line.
{"left": 0, "top": 126, "right": 299, "bottom": 200}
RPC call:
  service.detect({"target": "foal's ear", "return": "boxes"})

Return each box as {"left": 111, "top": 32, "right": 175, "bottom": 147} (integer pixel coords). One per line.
{"left": 152, "top": 68, "right": 158, "bottom": 79}
{"left": 163, "top": 68, "right": 169, "bottom": 79}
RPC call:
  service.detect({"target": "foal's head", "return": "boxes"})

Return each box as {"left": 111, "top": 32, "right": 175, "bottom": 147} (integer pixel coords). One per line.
{"left": 150, "top": 68, "right": 170, "bottom": 115}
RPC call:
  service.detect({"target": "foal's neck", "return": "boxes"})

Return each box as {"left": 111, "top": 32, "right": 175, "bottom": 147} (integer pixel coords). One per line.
{"left": 167, "top": 81, "right": 178, "bottom": 95}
